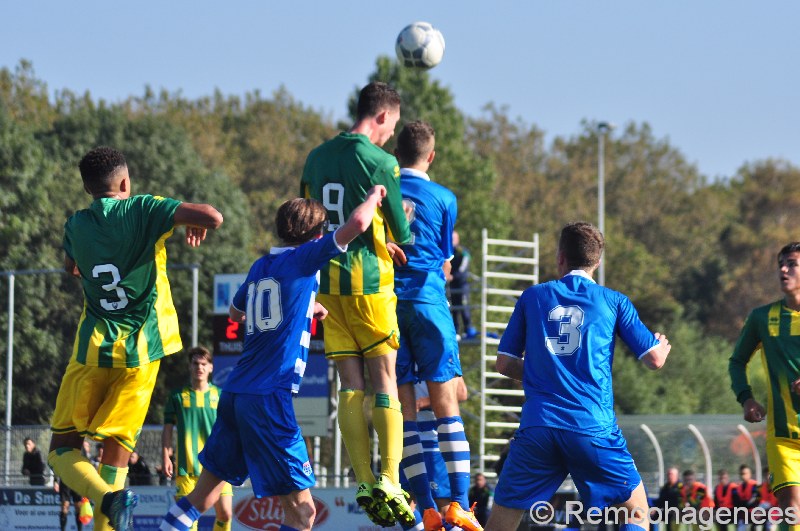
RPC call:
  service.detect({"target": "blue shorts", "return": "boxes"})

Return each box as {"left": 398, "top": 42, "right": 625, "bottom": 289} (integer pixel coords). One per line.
{"left": 396, "top": 300, "right": 461, "bottom": 385}
{"left": 494, "top": 425, "right": 640, "bottom": 510}
{"left": 199, "top": 391, "right": 315, "bottom": 497}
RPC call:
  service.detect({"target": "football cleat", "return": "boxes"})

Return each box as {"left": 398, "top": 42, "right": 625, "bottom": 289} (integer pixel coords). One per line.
{"left": 444, "top": 501, "right": 483, "bottom": 531}
{"left": 372, "top": 475, "right": 416, "bottom": 528}
{"left": 356, "top": 481, "right": 396, "bottom": 527}
{"left": 105, "top": 489, "right": 138, "bottom": 530}
{"left": 423, "top": 506, "right": 445, "bottom": 531}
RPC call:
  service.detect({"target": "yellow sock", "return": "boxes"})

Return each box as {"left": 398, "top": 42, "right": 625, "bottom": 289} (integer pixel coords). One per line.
{"left": 214, "top": 519, "right": 231, "bottom": 530}
{"left": 372, "top": 393, "right": 403, "bottom": 485}
{"left": 338, "top": 389, "right": 375, "bottom": 485}
{"left": 48, "top": 449, "right": 111, "bottom": 506}
{"left": 93, "top": 464, "right": 129, "bottom": 531}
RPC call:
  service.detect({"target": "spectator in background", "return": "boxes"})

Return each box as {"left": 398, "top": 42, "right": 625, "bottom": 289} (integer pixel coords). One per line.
{"left": 681, "top": 469, "right": 714, "bottom": 509}
{"left": 759, "top": 467, "right": 778, "bottom": 531}
{"left": 81, "top": 440, "right": 92, "bottom": 460}
{"left": 468, "top": 473, "right": 493, "bottom": 526}
{"left": 54, "top": 475, "right": 87, "bottom": 530}
{"left": 714, "top": 469, "right": 735, "bottom": 531}
{"left": 732, "top": 465, "right": 759, "bottom": 531}
{"left": 127, "top": 451, "right": 152, "bottom": 486}
{"left": 90, "top": 443, "right": 103, "bottom": 469}
{"left": 652, "top": 466, "right": 681, "bottom": 531}
{"left": 449, "top": 231, "right": 477, "bottom": 340}
{"left": 22, "top": 437, "right": 46, "bottom": 485}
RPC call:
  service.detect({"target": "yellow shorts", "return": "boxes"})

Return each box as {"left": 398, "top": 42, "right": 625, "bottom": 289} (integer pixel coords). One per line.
{"left": 50, "top": 358, "right": 160, "bottom": 452}
{"left": 767, "top": 437, "right": 800, "bottom": 491}
{"left": 176, "top": 474, "right": 232, "bottom": 498}
{"left": 317, "top": 292, "right": 400, "bottom": 359}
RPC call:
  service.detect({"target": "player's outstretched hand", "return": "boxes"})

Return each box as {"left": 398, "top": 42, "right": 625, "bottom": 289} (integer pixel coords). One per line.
{"left": 387, "top": 242, "right": 408, "bottom": 266}
{"left": 366, "top": 185, "right": 387, "bottom": 206}
{"left": 742, "top": 398, "right": 766, "bottom": 423}
{"left": 655, "top": 332, "right": 671, "bottom": 353}
{"left": 313, "top": 302, "right": 328, "bottom": 321}
{"left": 185, "top": 226, "right": 208, "bottom": 247}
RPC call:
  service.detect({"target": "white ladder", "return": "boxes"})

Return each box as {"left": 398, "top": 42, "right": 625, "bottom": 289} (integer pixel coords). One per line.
{"left": 478, "top": 228, "right": 539, "bottom": 476}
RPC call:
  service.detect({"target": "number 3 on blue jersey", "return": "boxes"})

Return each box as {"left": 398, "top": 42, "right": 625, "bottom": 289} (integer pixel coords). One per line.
{"left": 545, "top": 305, "right": 584, "bottom": 356}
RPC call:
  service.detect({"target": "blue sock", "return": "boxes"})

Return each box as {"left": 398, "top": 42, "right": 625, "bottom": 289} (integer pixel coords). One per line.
{"left": 160, "top": 497, "right": 200, "bottom": 531}
{"left": 279, "top": 526, "right": 301, "bottom": 531}
{"left": 620, "top": 524, "right": 647, "bottom": 531}
{"left": 436, "top": 415, "right": 471, "bottom": 507}
{"left": 400, "top": 508, "right": 423, "bottom": 530}
{"left": 401, "top": 421, "right": 437, "bottom": 511}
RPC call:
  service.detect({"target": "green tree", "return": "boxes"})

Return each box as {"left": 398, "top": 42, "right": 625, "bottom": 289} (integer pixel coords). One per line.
{"left": 711, "top": 160, "right": 800, "bottom": 341}
{"left": 613, "top": 320, "right": 740, "bottom": 414}
{"left": 357, "top": 57, "right": 514, "bottom": 252}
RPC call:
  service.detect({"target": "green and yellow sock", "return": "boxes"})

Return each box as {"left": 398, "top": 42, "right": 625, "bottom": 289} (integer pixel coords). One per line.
{"left": 337, "top": 389, "right": 376, "bottom": 485}
{"left": 372, "top": 393, "right": 403, "bottom": 485}
{"left": 95, "top": 463, "right": 128, "bottom": 531}
{"left": 48, "top": 448, "right": 110, "bottom": 506}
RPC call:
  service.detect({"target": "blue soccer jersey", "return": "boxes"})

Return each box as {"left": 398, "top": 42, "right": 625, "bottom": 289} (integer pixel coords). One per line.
{"left": 498, "top": 270, "right": 659, "bottom": 435}
{"left": 227, "top": 232, "right": 345, "bottom": 394}
{"left": 394, "top": 168, "right": 457, "bottom": 304}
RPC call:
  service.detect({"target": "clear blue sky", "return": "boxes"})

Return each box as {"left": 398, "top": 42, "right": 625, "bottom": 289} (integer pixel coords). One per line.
{"left": 1, "top": 1, "right": 797, "bottom": 180}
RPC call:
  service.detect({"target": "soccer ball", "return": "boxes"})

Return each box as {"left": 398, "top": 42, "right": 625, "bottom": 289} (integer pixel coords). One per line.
{"left": 395, "top": 22, "right": 445, "bottom": 69}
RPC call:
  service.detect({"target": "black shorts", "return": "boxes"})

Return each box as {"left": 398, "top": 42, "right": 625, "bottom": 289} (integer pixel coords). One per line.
{"left": 58, "top": 481, "right": 82, "bottom": 504}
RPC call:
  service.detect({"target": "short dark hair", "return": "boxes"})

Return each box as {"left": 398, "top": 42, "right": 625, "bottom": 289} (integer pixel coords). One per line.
{"left": 778, "top": 243, "right": 800, "bottom": 262}
{"left": 79, "top": 147, "right": 127, "bottom": 193}
{"left": 23, "top": 437, "right": 34, "bottom": 445}
{"left": 188, "top": 346, "right": 213, "bottom": 364}
{"left": 558, "top": 222, "right": 604, "bottom": 270}
{"left": 739, "top": 464, "right": 752, "bottom": 473}
{"left": 356, "top": 82, "right": 401, "bottom": 121}
{"left": 276, "top": 198, "right": 328, "bottom": 245}
{"left": 396, "top": 121, "right": 435, "bottom": 167}
{"left": 683, "top": 469, "right": 695, "bottom": 478}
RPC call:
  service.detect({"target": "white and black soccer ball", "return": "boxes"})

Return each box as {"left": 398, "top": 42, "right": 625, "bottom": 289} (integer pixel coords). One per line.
{"left": 395, "top": 21, "right": 445, "bottom": 69}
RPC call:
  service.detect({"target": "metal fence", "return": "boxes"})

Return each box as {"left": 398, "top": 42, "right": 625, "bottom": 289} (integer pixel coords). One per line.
{"left": 0, "top": 414, "right": 767, "bottom": 494}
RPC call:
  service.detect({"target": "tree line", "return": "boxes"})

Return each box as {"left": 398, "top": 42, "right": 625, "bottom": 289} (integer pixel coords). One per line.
{"left": 0, "top": 57, "right": 794, "bottom": 424}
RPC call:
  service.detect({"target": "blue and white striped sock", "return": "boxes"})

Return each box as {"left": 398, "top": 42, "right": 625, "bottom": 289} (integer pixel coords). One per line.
{"left": 437, "top": 415, "right": 471, "bottom": 507}
{"left": 402, "top": 421, "right": 437, "bottom": 511}
{"left": 160, "top": 497, "right": 200, "bottom": 531}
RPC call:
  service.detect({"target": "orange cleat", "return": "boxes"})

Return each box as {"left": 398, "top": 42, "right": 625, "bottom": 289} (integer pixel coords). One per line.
{"left": 422, "top": 507, "right": 445, "bottom": 531}
{"left": 444, "top": 501, "right": 483, "bottom": 531}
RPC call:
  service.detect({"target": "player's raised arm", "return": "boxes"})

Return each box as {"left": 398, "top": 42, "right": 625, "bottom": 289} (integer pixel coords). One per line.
{"left": 174, "top": 202, "right": 223, "bottom": 229}
{"left": 639, "top": 332, "right": 671, "bottom": 370}
{"left": 174, "top": 202, "right": 224, "bottom": 247}
{"left": 334, "top": 185, "right": 387, "bottom": 247}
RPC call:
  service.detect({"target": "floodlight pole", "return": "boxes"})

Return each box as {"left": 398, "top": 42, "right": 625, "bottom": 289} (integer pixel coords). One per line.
{"left": 597, "top": 121, "right": 613, "bottom": 286}
{"left": 5, "top": 273, "right": 13, "bottom": 485}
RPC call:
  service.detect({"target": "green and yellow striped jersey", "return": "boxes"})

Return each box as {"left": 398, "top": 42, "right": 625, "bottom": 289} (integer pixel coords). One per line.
{"left": 163, "top": 384, "right": 220, "bottom": 477}
{"left": 730, "top": 300, "right": 800, "bottom": 439}
{"left": 63, "top": 194, "right": 183, "bottom": 368}
{"left": 301, "top": 132, "right": 411, "bottom": 296}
